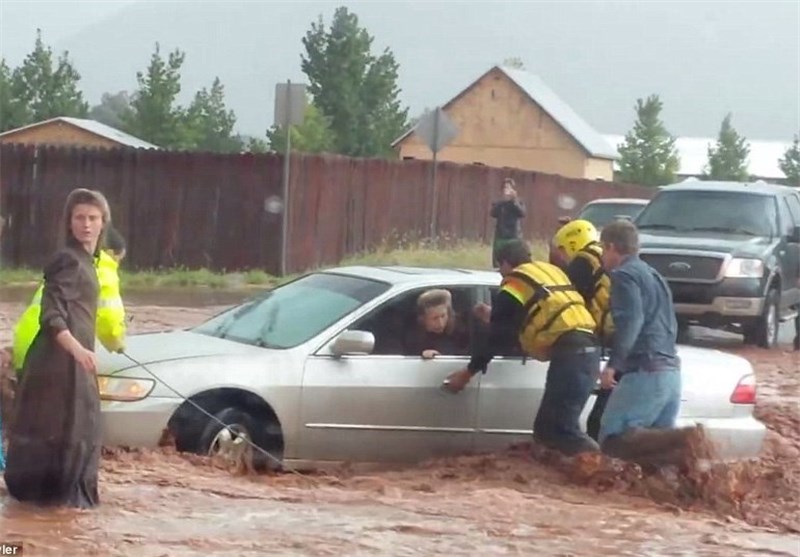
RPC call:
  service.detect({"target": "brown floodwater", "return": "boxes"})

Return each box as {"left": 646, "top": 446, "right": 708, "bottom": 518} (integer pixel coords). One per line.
{"left": 0, "top": 297, "right": 799, "bottom": 557}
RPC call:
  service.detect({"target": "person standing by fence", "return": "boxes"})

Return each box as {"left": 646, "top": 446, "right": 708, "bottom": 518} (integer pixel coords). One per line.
{"left": 490, "top": 178, "right": 526, "bottom": 268}
{"left": 4, "top": 188, "right": 110, "bottom": 509}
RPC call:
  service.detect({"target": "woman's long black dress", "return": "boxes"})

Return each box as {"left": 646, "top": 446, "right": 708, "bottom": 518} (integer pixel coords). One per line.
{"left": 4, "top": 240, "right": 102, "bottom": 508}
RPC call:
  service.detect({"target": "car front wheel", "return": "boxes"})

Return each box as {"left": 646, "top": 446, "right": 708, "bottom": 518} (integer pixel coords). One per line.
{"left": 198, "top": 407, "right": 279, "bottom": 472}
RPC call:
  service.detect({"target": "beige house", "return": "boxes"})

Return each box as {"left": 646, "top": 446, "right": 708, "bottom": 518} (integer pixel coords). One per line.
{"left": 393, "top": 66, "right": 617, "bottom": 180}
{"left": 0, "top": 117, "right": 158, "bottom": 150}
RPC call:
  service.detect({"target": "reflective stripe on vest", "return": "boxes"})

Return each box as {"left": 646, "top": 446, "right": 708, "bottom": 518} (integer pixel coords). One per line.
{"left": 97, "top": 297, "right": 124, "bottom": 310}
{"left": 501, "top": 261, "right": 596, "bottom": 361}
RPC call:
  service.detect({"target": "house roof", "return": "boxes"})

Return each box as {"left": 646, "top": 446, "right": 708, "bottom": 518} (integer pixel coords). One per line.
{"left": 603, "top": 134, "right": 790, "bottom": 180}
{"left": 392, "top": 65, "right": 618, "bottom": 160}
{"left": 0, "top": 117, "right": 160, "bottom": 150}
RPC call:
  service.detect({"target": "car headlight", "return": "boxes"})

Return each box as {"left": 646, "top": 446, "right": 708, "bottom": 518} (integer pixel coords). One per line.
{"left": 724, "top": 258, "right": 764, "bottom": 278}
{"left": 97, "top": 375, "right": 155, "bottom": 402}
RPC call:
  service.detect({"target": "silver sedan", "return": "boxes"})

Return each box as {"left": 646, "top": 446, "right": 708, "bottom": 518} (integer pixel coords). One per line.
{"left": 98, "top": 266, "right": 766, "bottom": 469}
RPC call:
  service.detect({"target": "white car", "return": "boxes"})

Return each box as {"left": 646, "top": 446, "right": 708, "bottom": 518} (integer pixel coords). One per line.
{"left": 98, "top": 266, "right": 765, "bottom": 469}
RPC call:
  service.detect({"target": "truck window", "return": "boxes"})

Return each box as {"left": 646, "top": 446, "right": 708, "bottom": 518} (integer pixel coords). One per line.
{"left": 786, "top": 195, "right": 800, "bottom": 227}
{"left": 636, "top": 190, "right": 778, "bottom": 237}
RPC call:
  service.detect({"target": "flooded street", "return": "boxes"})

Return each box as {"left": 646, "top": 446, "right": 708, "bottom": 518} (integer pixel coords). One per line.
{"left": 1, "top": 290, "right": 799, "bottom": 556}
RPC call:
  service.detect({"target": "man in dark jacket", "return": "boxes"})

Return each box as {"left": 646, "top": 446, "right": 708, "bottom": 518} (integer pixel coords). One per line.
{"left": 491, "top": 178, "right": 526, "bottom": 268}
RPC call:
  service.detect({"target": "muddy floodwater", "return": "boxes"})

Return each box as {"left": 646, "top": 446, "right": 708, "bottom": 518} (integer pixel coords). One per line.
{"left": 1, "top": 288, "right": 799, "bottom": 556}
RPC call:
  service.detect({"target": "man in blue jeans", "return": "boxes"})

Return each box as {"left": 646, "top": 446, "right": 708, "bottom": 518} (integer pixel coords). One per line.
{"left": 597, "top": 220, "right": 696, "bottom": 467}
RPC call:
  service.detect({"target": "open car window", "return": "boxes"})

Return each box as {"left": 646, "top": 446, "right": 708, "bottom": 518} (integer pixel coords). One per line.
{"left": 348, "top": 285, "right": 482, "bottom": 356}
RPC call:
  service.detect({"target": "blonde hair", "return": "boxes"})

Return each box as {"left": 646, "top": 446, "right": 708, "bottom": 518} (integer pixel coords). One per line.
{"left": 416, "top": 289, "right": 455, "bottom": 333}
{"left": 62, "top": 188, "right": 112, "bottom": 254}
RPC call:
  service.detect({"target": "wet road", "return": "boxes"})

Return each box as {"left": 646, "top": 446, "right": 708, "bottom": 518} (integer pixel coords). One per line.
{"left": 2, "top": 448, "right": 799, "bottom": 557}
{"left": 1, "top": 294, "right": 799, "bottom": 556}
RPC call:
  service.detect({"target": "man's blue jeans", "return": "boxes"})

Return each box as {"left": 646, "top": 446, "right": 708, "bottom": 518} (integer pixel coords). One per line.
{"left": 598, "top": 369, "right": 681, "bottom": 445}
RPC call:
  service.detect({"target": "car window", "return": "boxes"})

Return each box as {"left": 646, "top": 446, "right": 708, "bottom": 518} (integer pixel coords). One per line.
{"left": 578, "top": 202, "right": 646, "bottom": 228}
{"left": 780, "top": 197, "right": 795, "bottom": 235}
{"left": 193, "top": 273, "right": 390, "bottom": 349}
{"left": 786, "top": 195, "right": 800, "bottom": 227}
{"left": 488, "top": 287, "right": 525, "bottom": 358}
{"left": 349, "top": 285, "right": 480, "bottom": 356}
{"left": 636, "top": 190, "right": 778, "bottom": 237}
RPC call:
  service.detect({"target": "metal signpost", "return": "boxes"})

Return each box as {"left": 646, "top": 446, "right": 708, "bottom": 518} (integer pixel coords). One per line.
{"left": 273, "top": 80, "right": 307, "bottom": 275}
{"left": 413, "top": 107, "right": 458, "bottom": 237}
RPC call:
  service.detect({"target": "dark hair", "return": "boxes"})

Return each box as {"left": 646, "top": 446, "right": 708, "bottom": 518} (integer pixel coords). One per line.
{"left": 496, "top": 239, "right": 532, "bottom": 267}
{"left": 104, "top": 225, "right": 127, "bottom": 252}
{"left": 600, "top": 220, "right": 640, "bottom": 255}
{"left": 61, "top": 188, "right": 111, "bottom": 254}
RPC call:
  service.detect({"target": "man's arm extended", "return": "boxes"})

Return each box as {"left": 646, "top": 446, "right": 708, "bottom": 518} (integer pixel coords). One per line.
{"left": 467, "top": 290, "right": 526, "bottom": 375}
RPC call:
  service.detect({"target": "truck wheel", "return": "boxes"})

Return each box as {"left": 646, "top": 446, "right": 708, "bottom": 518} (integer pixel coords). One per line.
{"left": 752, "top": 288, "right": 780, "bottom": 349}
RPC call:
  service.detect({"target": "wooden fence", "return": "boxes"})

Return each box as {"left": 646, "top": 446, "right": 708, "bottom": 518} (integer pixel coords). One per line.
{"left": 0, "top": 144, "right": 654, "bottom": 274}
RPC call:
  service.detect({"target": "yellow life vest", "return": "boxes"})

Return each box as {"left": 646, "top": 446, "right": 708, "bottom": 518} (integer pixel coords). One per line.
{"left": 573, "top": 242, "right": 615, "bottom": 341}
{"left": 501, "top": 261, "right": 596, "bottom": 361}
{"left": 11, "top": 250, "right": 127, "bottom": 372}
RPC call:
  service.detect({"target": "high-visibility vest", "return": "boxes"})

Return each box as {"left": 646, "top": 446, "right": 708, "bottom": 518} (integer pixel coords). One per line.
{"left": 11, "top": 250, "right": 127, "bottom": 372}
{"left": 501, "top": 261, "right": 596, "bottom": 361}
{"left": 573, "top": 242, "right": 615, "bottom": 341}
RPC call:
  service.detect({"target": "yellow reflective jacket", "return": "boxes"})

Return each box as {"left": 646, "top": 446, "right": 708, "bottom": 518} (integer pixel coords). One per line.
{"left": 11, "top": 250, "right": 126, "bottom": 372}
{"left": 501, "top": 261, "right": 596, "bottom": 361}
{"left": 573, "top": 242, "right": 615, "bottom": 341}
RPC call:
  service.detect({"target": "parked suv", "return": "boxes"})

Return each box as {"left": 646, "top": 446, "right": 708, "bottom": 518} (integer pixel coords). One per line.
{"left": 634, "top": 181, "right": 800, "bottom": 348}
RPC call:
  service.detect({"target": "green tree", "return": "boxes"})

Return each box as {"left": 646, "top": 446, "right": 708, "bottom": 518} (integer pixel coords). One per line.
{"left": 89, "top": 91, "right": 133, "bottom": 129}
{"left": 184, "top": 77, "right": 242, "bottom": 153}
{"left": 704, "top": 113, "right": 750, "bottom": 181}
{"left": 778, "top": 134, "right": 800, "bottom": 187}
{"left": 0, "top": 59, "right": 28, "bottom": 132}
{"left": 301, "top": 6, "right": 408, "bottom": 157}
{"left": 617, "top": 94, "right": 680, "bottom": 186}
{"left": 122, "top": 43, "right": 191, "bottom": 148}
{"left": 7, "top": 29, "right": 88, "bottom": 128}
{"left": 266, "top": 101, "right": 335, "bottom": 153}
{"left": 243, "top": 136, "right": 269, "bottom": 153}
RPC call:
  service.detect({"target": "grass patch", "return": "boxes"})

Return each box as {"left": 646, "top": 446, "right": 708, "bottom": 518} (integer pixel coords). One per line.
{"left": 0, "top": 238, "right": 549, "bottom": 289}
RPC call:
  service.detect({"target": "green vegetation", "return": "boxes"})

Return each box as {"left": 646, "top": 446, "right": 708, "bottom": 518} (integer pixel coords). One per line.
{"left": 1, "top": 239, "right": 549, "bottom": 289}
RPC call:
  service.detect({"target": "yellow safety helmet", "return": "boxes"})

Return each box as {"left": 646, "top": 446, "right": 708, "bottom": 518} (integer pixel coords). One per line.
{"left": 553, "top": 219, "right": 599, "bottom": 261}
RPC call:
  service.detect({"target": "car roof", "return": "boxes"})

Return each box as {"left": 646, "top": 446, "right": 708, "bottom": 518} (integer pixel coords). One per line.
{"left": 322, "top": 265, "right": 498, "bottom": 286}
{"left": 659, "top": 180, "right": 795, "bottom": 197}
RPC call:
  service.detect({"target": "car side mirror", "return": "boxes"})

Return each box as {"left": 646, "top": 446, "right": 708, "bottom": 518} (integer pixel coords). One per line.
{"left": 331, "top": 330, "right": 375, "bottom": 357}
{"left": 789, "top": 226, "right": 800, "bottom": 244}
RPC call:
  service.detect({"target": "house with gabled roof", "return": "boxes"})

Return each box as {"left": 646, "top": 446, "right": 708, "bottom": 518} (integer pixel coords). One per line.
{"left": 0, "top": 117, "right": 159, "bottom": 150}
{"left": 392, "top": 65, "right": 618, "bottom": 180}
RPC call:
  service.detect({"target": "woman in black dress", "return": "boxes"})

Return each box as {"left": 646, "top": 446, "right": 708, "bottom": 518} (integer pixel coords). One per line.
{"left": 4, "top": 188, "right": 111, "bottom": 508}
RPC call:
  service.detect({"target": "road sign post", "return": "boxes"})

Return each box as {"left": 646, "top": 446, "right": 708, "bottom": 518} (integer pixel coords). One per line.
{"left": 273, "top": 80, "right": 307, "bottom": 276}
{"left": 413, "top": 107, "right": 458, "bottom": 238}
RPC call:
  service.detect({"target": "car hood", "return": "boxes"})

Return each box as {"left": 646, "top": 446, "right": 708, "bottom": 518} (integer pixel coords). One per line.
{"left": 98, "top": 330, "right": 267, "bottom": 373}
{"left": 639, "top": 231, "right": 775, "bottom": 258}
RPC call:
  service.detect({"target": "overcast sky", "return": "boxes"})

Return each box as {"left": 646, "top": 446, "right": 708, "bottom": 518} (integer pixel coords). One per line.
{"left": 1, "top": 0, "right": 798, "bottom": 141}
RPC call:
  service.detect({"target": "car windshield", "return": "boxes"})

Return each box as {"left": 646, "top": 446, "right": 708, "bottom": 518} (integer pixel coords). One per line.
{"left": 578, "top": 202, "right": 646, "bottom": 228}
{"left": 636, "top": 190, "right": 778, "bottom": 237}
{"left": 192, "top": 273, "right": 390, "bottom": 349}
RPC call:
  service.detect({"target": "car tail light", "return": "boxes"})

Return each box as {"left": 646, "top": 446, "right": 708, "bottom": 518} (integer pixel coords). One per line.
{"left": 730, "top": 374, "right": 757, "bottom": 405}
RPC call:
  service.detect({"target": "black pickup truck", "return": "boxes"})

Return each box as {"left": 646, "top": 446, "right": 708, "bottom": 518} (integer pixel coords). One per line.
{"left": 634, "top": 180, "right": 800, "bottom": 348}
